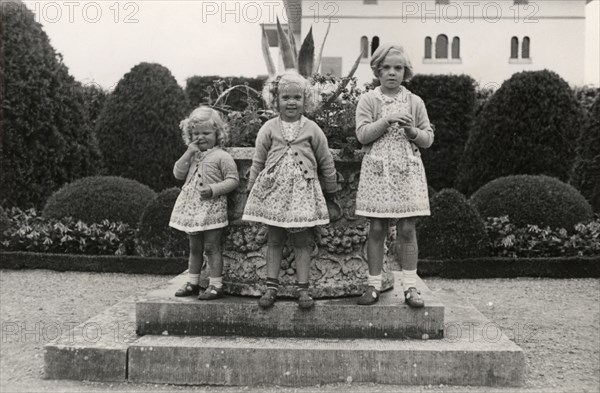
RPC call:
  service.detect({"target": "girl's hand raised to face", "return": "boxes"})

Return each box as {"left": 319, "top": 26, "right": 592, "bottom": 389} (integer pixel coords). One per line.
{"left": 385, "top": 112, "right": 413, "bottom": 126}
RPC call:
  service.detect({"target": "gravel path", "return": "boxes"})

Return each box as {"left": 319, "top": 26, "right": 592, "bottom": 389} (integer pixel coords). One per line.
{"left": 0, "top": 270, "right": 598, "bottom": 393}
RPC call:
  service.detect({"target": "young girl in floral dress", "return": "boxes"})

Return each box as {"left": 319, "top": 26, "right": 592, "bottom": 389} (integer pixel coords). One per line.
{"left": 169, "top": 106, "right": 239, "bottom": 300}
{"left": 243, "top": 70, "right": 337, "bottom": 309}
{"left": 354, "top": 44, "right": 434, "bottom": 308}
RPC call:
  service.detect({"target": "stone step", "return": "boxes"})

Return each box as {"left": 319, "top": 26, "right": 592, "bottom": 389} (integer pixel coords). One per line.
{"left": 136, "top": 273, "right": 444, "bottom": 339}
{"left": 129, "top": 286, "right": 524, "bottom": 387}
{"left": 45, "top": 275, "right": 526, "bottom": 387}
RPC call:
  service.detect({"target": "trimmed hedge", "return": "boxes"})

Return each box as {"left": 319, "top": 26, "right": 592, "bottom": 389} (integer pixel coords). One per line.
{"left": 2, "top": 251, "right": 597, "bottom": 278}
{"left": 437, "top": 256, "right": 600, "bottom": 279}
{"left": 457, "top": 70, "right": 585, "bottom": 195}
{"left": 0, "top": 251, "right": 186, "bottom": 275}
{"left": 470, "top": 175, "right": 593, "bottom": 230}
{"left": 136, "top": 188, "right": 188, "bottom": 257}
{"left": 95, "top": 62, "right": 189, "bottom": 191}
{"left": 417, "top": 189, "right": 489, "bottom": 259}
{"left": 405, "top": 75, "right": 478, "bottom": 191}
{"left": 570, "top": 95, "right": 600, "bottom": 212}
{"left": 42, "top": 176, "right": 156, "bottom": 226}
{"left": 2, "top": 0, "right": 102, "bottom": 208}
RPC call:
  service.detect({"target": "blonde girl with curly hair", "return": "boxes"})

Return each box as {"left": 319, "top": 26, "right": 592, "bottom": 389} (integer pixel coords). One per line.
{"left": 169, "top": 106, "right": 239, "bottom": 300}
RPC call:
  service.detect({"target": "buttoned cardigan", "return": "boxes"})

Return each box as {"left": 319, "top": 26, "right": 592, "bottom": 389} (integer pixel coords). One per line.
{"left": 247, "top": 116, "right": 337, "bottom": 194}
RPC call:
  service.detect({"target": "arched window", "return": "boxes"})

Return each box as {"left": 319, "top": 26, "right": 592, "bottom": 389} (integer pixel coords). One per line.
{"left": 371, "top": 36, "right": 380, "bottom": 56}
{"left": 451, "top": 37, "right": 460, "bottom": 59}
{"left": 424, "top": 37, "right": 432, "bottom": 59}
{"left": 361, "top": 36, "right": 369, "bottom": 58}
{"left": 522, "top": 36, "right": 530, "bottom": 59}
{"left": 511, "top": 37, "right": 519, "bottom": 59}
{"left": 435, "top": 34, "right": 448, "bottom": 59}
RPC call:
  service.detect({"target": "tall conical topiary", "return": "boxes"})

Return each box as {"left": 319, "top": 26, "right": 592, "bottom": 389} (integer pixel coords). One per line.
{"left": 570, "top": 95, "right": 600, "bottom": 212}
{"left": 1, "top": 0, "right": 102, "bottom": 208}
{"left": 95, "top": 63, "right": 189, "bottom": 191}
{"left": 456, "top": 70, "right": 585, "bottom": 195}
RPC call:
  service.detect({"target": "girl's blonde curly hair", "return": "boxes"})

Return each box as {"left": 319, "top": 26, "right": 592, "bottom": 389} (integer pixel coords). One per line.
{"left": 263, "top": 70, "right": 318, "bottom": 114}
{"left": 179, "top": 106, "right": 229, "bottom": 146}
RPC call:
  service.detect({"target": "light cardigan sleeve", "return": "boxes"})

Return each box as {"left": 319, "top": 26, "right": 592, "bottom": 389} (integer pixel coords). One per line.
{"left": 173, "top": 154, "right": 192, "bottom": 180}
{"left": 408, "top": 95, "right": 434, "bottom": 148}
{"left": 355, "top": 93, "right": 390, "bottom": 145}
{"left": 208, "top": 153, "right": 240, "bottom": 197}
{"left": 247, "top": 124, "right": 271, "bottom": 191}
{"left": 310, "top": 124, "right": 337, "bottom": 194}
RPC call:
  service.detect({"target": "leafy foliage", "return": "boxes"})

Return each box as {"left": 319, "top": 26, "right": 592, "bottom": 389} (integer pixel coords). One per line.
{"left": 570, "top": 95, "right": 600, "bottom": 212}
{"left": 417, "top": 189, "right": 489, "bottom": 259}
{"left": 405, "top": 75, "right": 478, "bottom": 190}
{"left": 95, "top": 62, "right": 189, "bottom": 191}
{"left": 136, "top": 188, "right": 188, "bottom": 257}
{"left": 1, "top": 0, "right": 102, "bottom": 208}
{"left": 470, "top": 175, "right": 593, "bottom": 230}
{"left": 42, "top": 176, "right": 156, "bottom": 226}
{"left": 485, "top": 216, "right": 600, "bottom": 258}
{"left": 457, "top": 70, "right": 585, "bottom": 195}
{"left": 1, "top": 208, "right": 136, "bottom": 255}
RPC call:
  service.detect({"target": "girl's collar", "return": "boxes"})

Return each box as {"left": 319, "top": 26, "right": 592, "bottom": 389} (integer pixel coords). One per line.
{"left": 280, "top": 115, "right": 306, "bottom": 127}
{"left": 375, "top": 86, "right": 407, "bottom": 103}
{"left": 196, "top": 146, "right": 219, "bottom": 160}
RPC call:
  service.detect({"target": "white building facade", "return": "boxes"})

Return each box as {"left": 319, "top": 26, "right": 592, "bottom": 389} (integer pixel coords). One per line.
{"left": 285, "top": 0, "right": 589, "bottom": 87}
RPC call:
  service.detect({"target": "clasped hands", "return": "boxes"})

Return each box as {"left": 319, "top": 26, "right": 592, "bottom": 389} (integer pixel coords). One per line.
{"left": 385, "top": 112, "right": 418, "bottom": 140}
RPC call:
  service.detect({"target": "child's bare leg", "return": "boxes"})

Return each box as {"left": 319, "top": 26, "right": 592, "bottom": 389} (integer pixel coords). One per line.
{"left": 258, "top": 225, "right": 286, "bottom": 308}
{"left": 395, "top": 218, "right": 424, "bottom": 307}
{"left": 290, "top": 229, "right": 314, "bottom": 309}
{"left": 198, "top": 228, "right": 224, "bottom": 300}
{"left": 175, "top": 233, "right": 204, "bottom": 297}
{"left": 358, "top": 218, "right": 388, "bottom": 305}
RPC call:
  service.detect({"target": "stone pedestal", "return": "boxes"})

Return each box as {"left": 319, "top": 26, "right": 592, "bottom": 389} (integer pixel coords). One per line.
{"left": 210, "top": 148, "right": 397, "bottom": 298}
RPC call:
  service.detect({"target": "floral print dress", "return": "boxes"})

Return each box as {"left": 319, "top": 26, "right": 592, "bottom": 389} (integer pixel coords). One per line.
{"left": 169, "top": 149, "right": 229, "bottom": 233}
{"left": 242, "top": 117, "right": 329, "bottom": 229}
{"left": 355, "top": 87, "right": 430, "bottom": 218}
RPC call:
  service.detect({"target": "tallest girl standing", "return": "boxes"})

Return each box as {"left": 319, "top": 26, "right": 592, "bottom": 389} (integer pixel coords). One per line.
{"left": 354, "top": 44, "right": 434, "bottom": 308}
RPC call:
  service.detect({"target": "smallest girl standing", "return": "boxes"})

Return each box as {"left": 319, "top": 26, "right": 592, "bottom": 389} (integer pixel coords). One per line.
{"left": 169, "top": 106, "right": 239, "bottom": 300}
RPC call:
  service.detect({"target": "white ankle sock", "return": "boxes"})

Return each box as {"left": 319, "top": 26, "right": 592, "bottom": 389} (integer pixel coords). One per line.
{"left": 403, "top": 269, "right": 418, "bottom": 289}
{"left": 209, "top": 276, "right": 223, "bottom": 289}
{"left": 189, "top": 274, "right": 200, "bottom": 285}
{"left": 367, "top": 274, "right": 382, "bottom": 291}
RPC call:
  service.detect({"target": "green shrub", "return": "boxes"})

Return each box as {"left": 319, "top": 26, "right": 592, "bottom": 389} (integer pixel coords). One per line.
{"left": 95, "top": 62, "right": 189, "bottom": 191}
{"left": 457, "top": 70, "right": 585, "bottom": 195}
{"left": 1, "top": 208, "right": 136, "bottom": 255}
{"left": 572, "top": 85, "right": 600, "bottom": 115}
{"left": 405, "top": 75, "right": 478, "bottom": 191}
{"left": 417, "top": 189, "right": 489, "bottom": 259}
{"left": 1, "top": 0, "right": 102, "bottom": 208}
{"left": 42, "top": 176, "right": 155, "bottom": 226}
{"left": 485, "top": 216, "right": 600, "bottom": 258}
{"left": 185, "top": 75, "right": 266, "bottom": 110}
{"left": 570, "top": 95, "right": 600, "bottom": 212}
{"left": 136, "top": 188, "right": 188, "bottom": 257}
{"left": 470, "top": 175, "right": 593, "bottom": 230}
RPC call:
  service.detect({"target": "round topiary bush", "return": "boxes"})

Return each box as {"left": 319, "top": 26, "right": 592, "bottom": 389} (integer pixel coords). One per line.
{"left": 42, "top": 176, "right": 156, "bottom": 226}
{"left": 136, "top": 188, "right": 188, "bottom": 257}
{"left": 2, "top": 0, "right": 102, "bottom": 208}
{"left": 457, "top": 70, "right": 585, "bottom": 195}
{"left": 95, "top": 62, "right": 189, "bottom": 191}
{"left": 417, "top": 189, "right": 489, "bottom": 259}
{"left": 570, "top": 95, "right": 600, "bottom": 213}
{"left": 470, "top": 175, "right": 594, "bottom": 230}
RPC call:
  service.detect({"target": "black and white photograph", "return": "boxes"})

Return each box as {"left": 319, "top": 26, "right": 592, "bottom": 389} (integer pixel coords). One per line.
{"left": 1, "top": 0, "right": 599, "bottom": 392}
